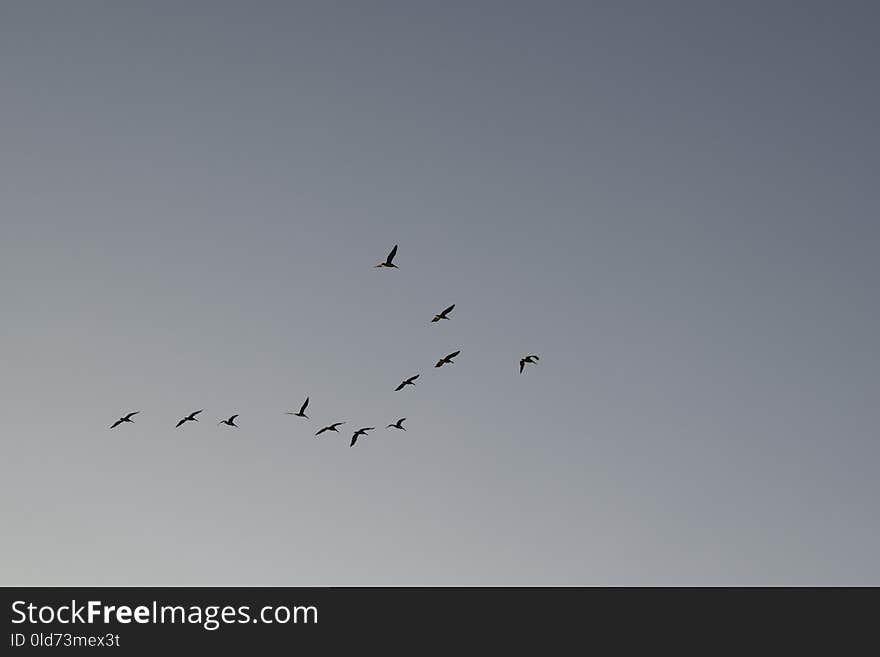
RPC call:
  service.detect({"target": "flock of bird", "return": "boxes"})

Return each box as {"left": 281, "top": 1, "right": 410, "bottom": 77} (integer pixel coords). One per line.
{"left": 109, "top": 244, "right": 540, "bottom": 447}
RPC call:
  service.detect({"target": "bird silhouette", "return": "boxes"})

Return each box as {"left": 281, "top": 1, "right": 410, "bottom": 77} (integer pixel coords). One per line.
{"left": 218, "top": 414, "right": 239, "bottom": 427}
{"left": 350, "top": 426, "right": 375, "bottom": 447}
{"left": 395, "top": 374, "right": 420, "bottom": 391}
{"left": 435, "top": 350, "right": 461, "bottom": 368}
{"left": 175, "top": 410, "right": 203, "bottom": 428}
{"left": 315, "top": 421, "right": 346, "bottom": 436}
{"left": 432, "top": 304, "right": 455, "bottom": 322}
{"left": 110, "top": 411, "right": 139, "bottom": 429}
{"left": 387, "top": 418, "right": 407, "bottom": 431}
{"left": 519, "top": 354, "right": 540, "bottom": 373}
{"left": 286, "top": 397, "right": 309, "bottom": 419}
{"left": 375, "top": 244, "right": 399, "bottom": 268}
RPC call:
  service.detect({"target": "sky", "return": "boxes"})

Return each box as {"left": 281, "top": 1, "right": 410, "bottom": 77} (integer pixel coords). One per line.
{"left": 1, "top": 1, "right": 878, "bottom": 585}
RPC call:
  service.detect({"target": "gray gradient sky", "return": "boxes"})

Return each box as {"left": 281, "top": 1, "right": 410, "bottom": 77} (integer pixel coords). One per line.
{"left": 1, "top": 1, "right": 878, "bottom": 585}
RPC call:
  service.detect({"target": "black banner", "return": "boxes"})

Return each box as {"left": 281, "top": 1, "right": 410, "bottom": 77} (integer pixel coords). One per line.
{"left": 1, "top": 587, "right": 874, "bottom": 651}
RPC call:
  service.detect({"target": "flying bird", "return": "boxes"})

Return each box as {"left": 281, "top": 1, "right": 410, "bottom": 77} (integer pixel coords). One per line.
{"left": 431, "top": 304, "right": 455, "bottom": 322}
{"left": 175, "top": 410, "right": 203, "bottom": 428}
{"left": 395, "top": 374, "right": 420, "bottom": 391}
{"left": 286, "top": 397, "right": 310, "bottom": 419}
{"left": 218, "top": 414, "right": 239, "bottom": 427}
{"left": 350, "top": 427, "right": 375, "bottom": 447}
{"left": 375, "top": 244, "right": 399, "bottom": 268}
{"left": 387, "top": 418, "right": 407, "bottom": 431}
{"left": 519, "top": 354, "right": 540, "bottom": 373}
{"left": 435, "top": 350, "right": 461, "bottom": 368}
{"left": 315, "top": 421, "right": 346, "bottom": 436}
{"left": 110, "top": 411, "right": 139, "bottom": 429}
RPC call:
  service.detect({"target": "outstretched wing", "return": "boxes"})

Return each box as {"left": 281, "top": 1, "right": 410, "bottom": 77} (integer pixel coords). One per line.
{"left": 395, "top": 381, "right": 406, "bottom": 391}
{"left": 350, "top": 434, "right": 358, "bottom": 447}
{"left": 316, "top": 426, "right": 328, "bottom": 435}
{"left": 110, "top": 419, "right": 123, "bottom": 429}
{"left": 175, "top": 418, "right": 187, "bottom": 428}
{"left": 447, "top": 350, "right": 460, "bottom": 360}
{"left": 386, "top": 244, "right": 398, "bottom": 264}
{"left": 410, "top": 374, "right": 420, "bottom": 382}
{"left": 124, "top": 411, "right": 139, "bottom": 420}
{"left": 191, "top": 409, "right": 203, "bottom": 418}
{"left": 442, "top": 304, "right": 455, "bottom": 316}
{"left": 519, "top": 359, "right": 525, "bottom": 373}
{"left": 229, "top": 415, "right": 238, "bottom": 423}
{"left": 299, "top": 397, "right": 309, "bottom": 414}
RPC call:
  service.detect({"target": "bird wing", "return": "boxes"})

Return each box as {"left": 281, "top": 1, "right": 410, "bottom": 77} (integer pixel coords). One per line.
{"left": 386, "top": 244, "right": 398, "bottom": 264}
{"left": 300, "top": 397, "right": 309, "bottom": 413}
{"left": 316, "top": 427, "right": 328, "bottom": 435}
{"left": 448, "top": 350, "right": 460, "bottom": 359}
{"left": 350, "top": 435, "right": 358, "bottom": 447}
{"left": 175, "top": 418, "right": 187, "bottom": 428}
{"left": 124, "top": 411, "right": 139, "bottom": 420}
{"left": 230, "top": 415, "right": 238, "bottom": 423}
{"left": 395, "top": 382, "right": 405, "bottom": 391}
{"left": 520, "top": 360, "right": 525, "bottom": 373}
{"left": 442, "top": 304, "right": 455, "bottom": 316}
{"left": 434, "top": 359, "right": 443, "bottom": 368}
{"left": 331, "top": 422, "right": 345, "bottom": 429}
{"left": 110, "top": 419, "right": 123, "bottom": 429}
{"left": 411, "top": 374, "right": 420, "bottom": 382}
{"left": 192, "top": 409, "right": 203, "bottom": 418}
{"left": 532, "top": 355, "right": 540, "bottom": 361}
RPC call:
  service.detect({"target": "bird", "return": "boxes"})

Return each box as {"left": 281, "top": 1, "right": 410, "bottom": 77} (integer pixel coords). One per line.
{"left": 286, "top": 397, "right": 309, "bottom": 419}
{"left": 435, "top": 350, "right": 461, "bottom": 368}
{"left": 375, "top": 244, "right": 399, "bottom": 268}
{"left": 395, "top": 374, "right": 420, "bottom": 391}
{"left": 387, "top": 418, "right": 407, "bottom": 431}
{"left": 350, "top": 427, "right": 375, "bottom": 447}
{"left": 175, "top": 410, "right": 203, "bottom": 428}
{"left": 432, "top": 304, "right": 455, "bottom": 322}
{"left": 218, "top": 414, "right": 239, "bottom": 427}
{"left": 315, "top": 421, "right": 346, "bottom": 436}
{"left": 519, "top": 354, "right": 540, "bottom": 373}
{"left": 110, "top": 411, "right": 139, "bottom": 429}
